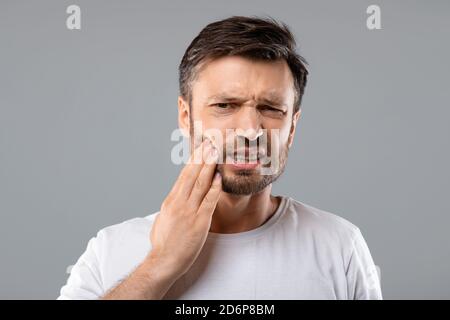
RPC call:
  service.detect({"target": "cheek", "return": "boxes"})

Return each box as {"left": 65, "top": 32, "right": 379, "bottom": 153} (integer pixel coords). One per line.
{"left": 197, "top": 113, "right": 229, "bottom": 144}
{"left": 280, "top": 126, "right": 292, "bottom": 143}
{"left": 193, "top": 109, "right": 228, "bottom": 131}
{"left": 265, "top": 120, "right": 292, "bottom": 145}
{"left": 200, "top": 125, "right": 227, "bottom": 151}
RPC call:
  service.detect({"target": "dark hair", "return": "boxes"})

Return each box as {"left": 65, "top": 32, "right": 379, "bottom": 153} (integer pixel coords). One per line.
{"left": 179, "top": 16, "right": 309, "bottom": 113}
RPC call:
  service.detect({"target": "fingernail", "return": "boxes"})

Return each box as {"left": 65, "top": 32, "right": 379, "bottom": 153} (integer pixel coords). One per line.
{"left": 210, "top": 146, "right": 218, "bottom": 158}
{"left": 214, "top": 172, "right": 221, "bottom": 180}
{"left": 203, "top": 140, "right": 211, "bottom": 157}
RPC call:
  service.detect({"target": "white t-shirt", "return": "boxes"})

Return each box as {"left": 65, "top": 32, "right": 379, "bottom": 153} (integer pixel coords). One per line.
{"left": 57, "top": 196, "right": 382, "bottom": 300}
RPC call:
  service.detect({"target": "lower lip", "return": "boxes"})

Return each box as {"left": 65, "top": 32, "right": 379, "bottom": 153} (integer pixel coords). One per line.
{"left": 227, "top": 157, "right": 260, "bottom": 170}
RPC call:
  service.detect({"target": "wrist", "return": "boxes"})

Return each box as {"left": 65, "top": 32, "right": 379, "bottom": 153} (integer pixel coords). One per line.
{"left": 141, "top": 250, "right": 180, "bottom": 285}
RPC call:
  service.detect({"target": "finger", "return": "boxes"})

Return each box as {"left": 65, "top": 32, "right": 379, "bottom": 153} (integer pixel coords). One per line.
{"left": 167, "top": 139, "right": 206, "bottom": 198}
{"left": 195, "top": 172, "right": 222, "bottom": 222}
{"left": 188, "top": 146, "right": 219, "bottom": 207}
{"left": 170, "top": 138, "right": 212, "bottom": 198}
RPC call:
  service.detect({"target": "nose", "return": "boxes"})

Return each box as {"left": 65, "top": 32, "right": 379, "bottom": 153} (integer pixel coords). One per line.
{"left": 234, "top": 106, "right": 263, "bottom": 141}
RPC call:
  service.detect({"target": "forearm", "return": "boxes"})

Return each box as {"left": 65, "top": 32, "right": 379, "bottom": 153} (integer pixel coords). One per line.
{"left": 101, "top": 253, "right": 178, "bottom": 300}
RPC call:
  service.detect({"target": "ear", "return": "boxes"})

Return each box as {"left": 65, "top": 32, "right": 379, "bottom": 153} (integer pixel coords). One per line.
{"left": 178, "top": 96, "right": 190, "bottom": 137}
{"left": 287, "top": 108, "right": 301, "bottom": 148}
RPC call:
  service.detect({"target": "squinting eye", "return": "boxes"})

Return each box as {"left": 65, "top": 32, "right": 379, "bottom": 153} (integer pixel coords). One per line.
{"left": 261, "top": 106, "right": 284, "bottom": 114}
{"left": 214, "top": 103, "right": 232, "bottom": 109}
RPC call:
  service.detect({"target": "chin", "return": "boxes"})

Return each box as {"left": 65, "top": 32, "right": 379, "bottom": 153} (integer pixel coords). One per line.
{"left": 218, "top": 166, "right": 272, "bottom": 195}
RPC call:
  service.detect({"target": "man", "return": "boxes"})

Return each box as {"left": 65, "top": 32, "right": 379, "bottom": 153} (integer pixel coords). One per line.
{"left": 58, "top": 16, "right": 382, "bottom": 300}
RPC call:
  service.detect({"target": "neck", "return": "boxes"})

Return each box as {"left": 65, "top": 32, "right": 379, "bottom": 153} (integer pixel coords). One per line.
{"left": 210, "top": 184, "right": 281, "bottom": 234}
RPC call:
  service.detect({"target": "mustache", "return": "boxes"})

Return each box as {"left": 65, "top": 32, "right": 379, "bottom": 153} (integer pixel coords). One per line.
{"left": 221, "top": 136, "right": 271, "bottom": 158}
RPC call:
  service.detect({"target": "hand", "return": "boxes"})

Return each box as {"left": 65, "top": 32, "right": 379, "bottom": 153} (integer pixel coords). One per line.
{"left": 148, "top": 138, "right": 221, "bottom": 279}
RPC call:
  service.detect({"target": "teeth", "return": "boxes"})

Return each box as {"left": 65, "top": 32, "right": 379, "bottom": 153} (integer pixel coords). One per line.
{"left": 234, "top": 156, "right": 258, "bottom": 162}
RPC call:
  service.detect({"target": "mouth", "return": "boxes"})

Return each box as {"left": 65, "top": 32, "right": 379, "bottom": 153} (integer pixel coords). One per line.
{"left": 225, "top": 149, "right": 261, "bottom": 170}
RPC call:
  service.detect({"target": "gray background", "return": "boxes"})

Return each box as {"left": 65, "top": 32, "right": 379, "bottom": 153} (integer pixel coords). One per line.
{"left": 1, "top": 0, "right": 449, "bottom": 299}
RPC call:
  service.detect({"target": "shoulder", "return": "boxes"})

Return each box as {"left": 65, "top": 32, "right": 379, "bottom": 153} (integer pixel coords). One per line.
{"left": 59, "top": 213, "right": 161, "bottom": 299}
{"left": 282, "top": 197, "right": 361, "bottom": 244}
{"left": 88, "top": 212, "right": 161, "bottom": 284}
{"left": 93, "top": 212, "right": 160, "bottom": 247}
{"left": 97, "top": 213, "right": 158, "bottom": 236}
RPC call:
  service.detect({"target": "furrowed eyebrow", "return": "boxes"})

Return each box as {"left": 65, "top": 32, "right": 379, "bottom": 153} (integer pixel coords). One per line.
{"left": 206, "top": 94, "right": 244, "bottom": 104}
{"left": 258, "top": 97, "right": 285, "bottom": 107}
{"left": 259, "top": 92, "right": 286, "bottom": 106}
{"left": 206, "top": 93, "right": 286, "bottom": 107}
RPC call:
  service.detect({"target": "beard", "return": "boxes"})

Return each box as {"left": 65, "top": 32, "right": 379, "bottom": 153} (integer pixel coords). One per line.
{"left": 215, "top": 142, "right": 289, "bottom": 195}
{"left": 189, "top": 111, "right": 293, "bottom": 195}
{"left": 189, "top": 126, "right": 291, "bottom": 196}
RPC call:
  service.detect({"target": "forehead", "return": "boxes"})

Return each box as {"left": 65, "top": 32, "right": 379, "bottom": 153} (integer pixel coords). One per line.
{"left": 191, "top": 55, "right": 295, "bottom": 105}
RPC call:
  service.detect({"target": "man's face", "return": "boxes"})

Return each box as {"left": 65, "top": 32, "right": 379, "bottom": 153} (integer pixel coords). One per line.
{"left": 179, "top": 55, "right": 300, "bottom": 195}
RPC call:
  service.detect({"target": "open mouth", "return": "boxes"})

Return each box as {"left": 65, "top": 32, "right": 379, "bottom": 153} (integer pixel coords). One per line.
{"left": 225, "top": 149, "right": 262, "bottom": 169}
